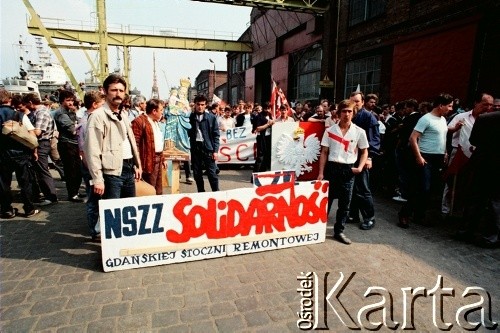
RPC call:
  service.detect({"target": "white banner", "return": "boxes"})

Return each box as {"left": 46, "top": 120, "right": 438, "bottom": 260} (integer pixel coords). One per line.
{"left": 99, "top": 179, "right": 328, "bottom": 272}
{"left": 218, "top": 126, "right": 256, "bottom": 164}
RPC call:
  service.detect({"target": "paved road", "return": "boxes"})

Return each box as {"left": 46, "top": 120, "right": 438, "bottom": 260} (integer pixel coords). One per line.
{"left": 1, "top": 167, "right": 499, "bottom": 332}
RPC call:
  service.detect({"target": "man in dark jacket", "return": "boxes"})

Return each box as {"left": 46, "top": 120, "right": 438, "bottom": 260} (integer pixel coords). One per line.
{"left": 0, "top": 89, "right": 39, "bottom": 218}
{"left": 349, "top": 92, "right": 380, "bottom": 231}
{"left": 53, "top": 90, "right": 83, "bottom": 202}
{"left": 188, "top": 95, "right": 220, "bottom": 192}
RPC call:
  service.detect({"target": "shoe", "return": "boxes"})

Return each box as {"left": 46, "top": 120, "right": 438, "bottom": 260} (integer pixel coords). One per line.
{"left": 392, "top": 195, "right": 407, "bottom": 202}
{"left": 360, "top": 220, "right": 375, "bottom": 230}
{"left": 397, "top": 214, "right": 410, "bottom": 229}
{"left": 186, "top": 177, "right": 194, "bottom": 184}
{"left": 77, "top": 192, "right": 87, "bottom": 198}
{"left": 69, "top": 195, "right": 84, "bottom": 203}
{"left": 1, "top": 208, "right": 18, "bottom": 219}
{"left": 333, "top": 233, "right": 352, "bottom": 245}
{"left": 37, "top": 199, "right": 58, "bottom": 206}
{"left": 25, "top": 209, "right": 40, "bottom": 218}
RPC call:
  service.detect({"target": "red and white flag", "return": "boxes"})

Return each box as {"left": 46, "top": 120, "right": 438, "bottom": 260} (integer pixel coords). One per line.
{"left": 270, "top": 79, "right": 288, "bottom": 118}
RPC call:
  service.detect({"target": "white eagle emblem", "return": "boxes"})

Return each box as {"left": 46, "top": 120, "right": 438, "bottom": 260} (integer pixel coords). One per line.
{"left": 276, "top": 127, "right": 321, "bottom": 177}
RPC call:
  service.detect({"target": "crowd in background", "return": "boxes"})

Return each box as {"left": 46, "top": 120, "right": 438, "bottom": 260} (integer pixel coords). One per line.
{"left": 1, "top": 76, "right": 500, "bottom": 247}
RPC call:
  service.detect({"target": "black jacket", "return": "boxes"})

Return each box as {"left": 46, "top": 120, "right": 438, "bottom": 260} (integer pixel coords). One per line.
{"left": 188, "top": 111, "right": 220, "bottom": 153}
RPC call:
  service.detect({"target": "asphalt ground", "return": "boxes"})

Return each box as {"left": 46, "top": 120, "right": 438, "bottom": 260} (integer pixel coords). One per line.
{"left": 1, "top": 166, "right": 499, "bottom": 332}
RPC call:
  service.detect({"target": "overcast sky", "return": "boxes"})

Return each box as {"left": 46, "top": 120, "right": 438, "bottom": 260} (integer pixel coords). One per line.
{"left": 0, "top": 0, "right": 251, "bottom": 97}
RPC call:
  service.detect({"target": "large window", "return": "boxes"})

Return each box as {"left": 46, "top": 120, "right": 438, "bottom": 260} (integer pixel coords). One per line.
{"left": 349, "top": 0, "right": 386, "bottom": 26}
{"left": 344, "top": 55, "right": 381, "bottom": 97}
{"left": 230, "top": 57, "right": 238, "bottom": 74}
{"left": 290, "top": 45, "right": 322, "bottom": 102}
{"left": 241, "top": 53, "right": 251, "bottom": 71}
{"left": 231, "top": 86, "right": 238, "bottom": 105}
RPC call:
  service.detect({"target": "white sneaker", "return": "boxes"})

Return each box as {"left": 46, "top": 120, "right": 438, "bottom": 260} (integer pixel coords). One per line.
{"left": 186, "top": 177, "right": 194, "bottom": 184}
{"left": 392, "top": 195, "right": 407, "bottom": 202}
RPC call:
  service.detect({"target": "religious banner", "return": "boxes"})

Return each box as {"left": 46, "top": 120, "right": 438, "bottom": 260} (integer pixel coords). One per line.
{"left": 218, "top": 126, "right": 256, "bottom": 164}
{"left": 99, "top": 179, "right": 328, "bottom": 272}
{"left": 271, "top": 122, "right": 325, "bottom": 181}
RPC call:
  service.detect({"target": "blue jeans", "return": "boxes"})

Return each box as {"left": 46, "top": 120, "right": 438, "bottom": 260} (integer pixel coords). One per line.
{"left": 349, "top": 167, "right": 375, "bottom": 222}
{"left": 325, "top": 162, "right": 355, "bottom": 235}
{"left": 82, "top": 164, "right": 100, "bottom": 237}
{"left": 103, "top": 159, "right": 136, "bottom": 199}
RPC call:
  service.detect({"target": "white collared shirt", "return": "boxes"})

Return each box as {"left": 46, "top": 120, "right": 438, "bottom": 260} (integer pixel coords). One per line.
{"left": 321, "top": 122, "right": 368, "bottom": 164}
{"left": 147, "top": 116, "right": 164, "bottom": 153}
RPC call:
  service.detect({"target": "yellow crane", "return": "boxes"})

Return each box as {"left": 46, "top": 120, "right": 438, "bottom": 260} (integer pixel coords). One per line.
{"left": 23, "top": 0, "right": 328, "bottom": 97}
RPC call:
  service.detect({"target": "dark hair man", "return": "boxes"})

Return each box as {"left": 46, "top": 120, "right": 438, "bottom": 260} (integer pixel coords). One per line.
{"left": 132, "top": 99, "right": 165, "bottom": 195}
{"left": 398, "top": 93, "right": 453, "bottom": 228}
{"left": 188, "top": 95, "right": 220, "bottom": 192}
{"left": 84, "top": 74, "right": 142, "bottom": 200}
{"left": 53, "top": 89, "right": 83, "bottom": 202}
{"left": 0, "top": 89, "right": 39, "bottom": 218}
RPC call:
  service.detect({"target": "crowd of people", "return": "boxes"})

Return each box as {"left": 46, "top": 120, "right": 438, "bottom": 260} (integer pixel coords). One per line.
{"left": 1, "top": 73, "right": 499, "bottom": 247}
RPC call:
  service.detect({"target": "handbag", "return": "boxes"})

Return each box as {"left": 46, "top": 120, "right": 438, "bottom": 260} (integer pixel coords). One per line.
{"left": 2, "top": 115, "right": 39, "bottom": 149}
{"left": 135, "top": 179, "right": 156, "bottom": 196}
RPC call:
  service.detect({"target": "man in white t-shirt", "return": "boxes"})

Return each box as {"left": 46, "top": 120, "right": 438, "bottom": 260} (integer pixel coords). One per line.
{"left": 318, "top": 99, "right": 369, "bottom": 245}
{"left": 218, "top": 106, "right": 236, "bottom": 131}
{"left": 398, "top": 93, "right": 453, "bottom": 228}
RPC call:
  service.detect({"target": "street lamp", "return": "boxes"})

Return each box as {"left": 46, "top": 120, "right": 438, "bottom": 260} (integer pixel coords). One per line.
{"left": 209, "top": 58, "right": 216, "bottom": 101}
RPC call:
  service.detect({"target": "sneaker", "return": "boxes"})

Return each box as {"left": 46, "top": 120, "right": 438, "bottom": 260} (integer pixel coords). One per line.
{"left": 69, "top": 195, "right": 84, "bottom": 203}
{"left": 392, "top": 195, "right": 407, "bottom": 202}
{"left": 186, "top": 177, "right": 194, "bottom": 184}
{"left": 360, "top": 220, "right": 375, "bottom": 230}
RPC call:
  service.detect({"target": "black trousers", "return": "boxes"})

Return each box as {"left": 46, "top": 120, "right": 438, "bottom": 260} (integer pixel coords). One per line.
{"left": 0, "top": 151, "right": 35, "bottom": 214}
{"left": 191, "top": 142, "right": 219, "bottom": 192}
{"left": 57, "top": 141, "right": 82, "bottom": 199}
{"left": 253, "top": 134, "right": 271, "bottom": 173}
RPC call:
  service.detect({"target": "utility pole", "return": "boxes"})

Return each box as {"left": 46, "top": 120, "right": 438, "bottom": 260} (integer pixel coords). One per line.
{"left": 209, "top": 58, "right": 216, "bottom": 101}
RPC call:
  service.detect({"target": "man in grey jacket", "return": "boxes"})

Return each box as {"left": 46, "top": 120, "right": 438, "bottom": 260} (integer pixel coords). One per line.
{"left": 53, "top": 90, "right": 83, "bottom": 202}
{"left": 84, "top": 74, "right": 142, "bottom": 200}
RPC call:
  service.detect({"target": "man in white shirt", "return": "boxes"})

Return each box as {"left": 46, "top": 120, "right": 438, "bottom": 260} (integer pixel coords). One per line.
{"left": 218, "top": 106, "right": 236, "bottom": 131}
{"left": 132, "top": 99, "right": 166, "bottom": 195}
{"left": 317, "top": 99, "right": 368, "bottom": 245}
